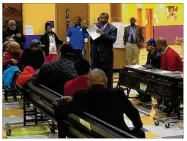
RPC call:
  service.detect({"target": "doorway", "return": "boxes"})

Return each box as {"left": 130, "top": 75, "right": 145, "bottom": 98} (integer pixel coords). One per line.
{"left": 137, "top": 8, "right": 142, "bottom": 26}
{"left": 145, "top": 9, "right": 153, "bottom": 41}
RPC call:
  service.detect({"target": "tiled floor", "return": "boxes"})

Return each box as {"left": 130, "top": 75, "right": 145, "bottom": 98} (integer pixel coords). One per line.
{"left": 113, "top": 73, "right": 184, "bottom": 139}
{"left": 2, "top": 45, "right": 184, "bottom": 139}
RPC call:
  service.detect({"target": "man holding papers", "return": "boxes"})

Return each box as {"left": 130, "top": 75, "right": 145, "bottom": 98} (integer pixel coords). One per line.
{"left": 89, "top": 12, "right": 117, "bottom": 88}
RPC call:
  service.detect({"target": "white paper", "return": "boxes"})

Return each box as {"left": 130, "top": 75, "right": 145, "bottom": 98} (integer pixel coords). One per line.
{"left": 86, "top": 24, "right": 101, "bottom": 40}
{"left": 52, "top": 28, "right": 55, "bottom": 32}
{"left": 25, "top": 26, "right": 33, "bottom": 35}
{"left": 111, "top": 22, "right": 128, "bottom": 48}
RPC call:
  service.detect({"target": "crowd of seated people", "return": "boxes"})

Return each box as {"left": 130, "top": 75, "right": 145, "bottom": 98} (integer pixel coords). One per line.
{"left": 2, "top": 17, "right": 183, "bottom": 139}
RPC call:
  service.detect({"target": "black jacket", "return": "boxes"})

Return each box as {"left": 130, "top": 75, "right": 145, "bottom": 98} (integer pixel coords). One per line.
{"left": 34, "top": 56, "right": 77, "bottom": 95}
{"left": 69, "top": 84, "right": 143, "bottom": 133}
{"left": 40, "top": 32, "right": 64, "bottom": 56}
{"left": 3, "top": 28, "right": 25, "bottom": 50}
{"left": 146, "top": 51, "right": 161, "bottom": 69}
{"left": 90, "top": 23, "right": 117, "bottom": 69}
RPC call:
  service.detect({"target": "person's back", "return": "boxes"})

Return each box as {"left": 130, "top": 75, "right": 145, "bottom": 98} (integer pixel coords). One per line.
{"left": 16, "top": 48, "right": 45, "bottom": 86}
{"left": 75, "top": 85, "right": 142, "bottom": 131}
{"left": 34, "top": 44, "right": 77, "bottom": 95}
{"left": 69, "top": 69, "right": 144, "bottom": 137}
{"left": 161, "top": 47, "right": 183, "bottom": 71}
{"left": 64, "top": 59, "right": 90, "bottom": 97}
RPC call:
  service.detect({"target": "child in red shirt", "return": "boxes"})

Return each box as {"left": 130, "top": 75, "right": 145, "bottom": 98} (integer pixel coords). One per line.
{"left": 64, "top": 59, "right": 90, "bottom": 97}
{"left": 16, "top": 48, "right": 45, "bottom": 86}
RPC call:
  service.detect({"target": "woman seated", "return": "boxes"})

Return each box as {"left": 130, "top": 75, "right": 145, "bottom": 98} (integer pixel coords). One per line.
{"left": 16, "top": 48, "right": 45, "bottom": 86}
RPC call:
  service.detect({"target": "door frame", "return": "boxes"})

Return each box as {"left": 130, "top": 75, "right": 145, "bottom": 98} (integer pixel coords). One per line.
{"left": 145, "top": 8, "right": 153, "bottom": 41}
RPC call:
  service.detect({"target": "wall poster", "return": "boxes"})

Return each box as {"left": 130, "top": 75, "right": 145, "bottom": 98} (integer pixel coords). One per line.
{"left": 166, "top": 6, "right": 178, "bottom": 21}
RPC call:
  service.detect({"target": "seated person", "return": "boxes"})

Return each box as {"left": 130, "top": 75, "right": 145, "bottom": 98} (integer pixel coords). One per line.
{"left": 33, "top": 44, "right": 77, "bottom": 95}
{"left": 64, "top": 59, "right": 90, "bottom": 97}
{"left": 3, "top": 41, "right": 11, "bottom": 54}
{"left": 3, "top": 37, "right": 14, "bottom": 53}
{"left": 68, "top": 69, "right": 145, "bottom": 138}
{"left": 30, "top": 39, "right": 45, "bottom": 49}
{"left": 16, "top": 48, "right": 45, "bottom": 86}
{"left": 146, "top": 39, "right": 161, "bottom": 69}
{"left": 156, "top": 38, "right": 183, "bottom": 72}
{"left": 3, "top": 41, "right": 22, "bottom": 70}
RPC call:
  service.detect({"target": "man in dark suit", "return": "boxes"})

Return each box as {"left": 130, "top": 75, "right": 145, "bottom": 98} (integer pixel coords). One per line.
{"left": 90, "top": 12, "right": 117, "bottom": 88}
{"left": 123, "top": 17, "right": 144, "bottom": 65}
{"left": 68, "top": 68, "right": 145, "bottom": 138}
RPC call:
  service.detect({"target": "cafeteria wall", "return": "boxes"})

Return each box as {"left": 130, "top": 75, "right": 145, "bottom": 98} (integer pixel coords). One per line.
{"left": 20, "top": 3, "right": 183, "bottom": 68}
{"left": 89, "top": 4, "right": 111, "bottom": 25}
{"left": 122, "top": 3, "right": 184, "bottom": 44}
{"left": 22, "top": 3, "right": 56, "bottom": 48}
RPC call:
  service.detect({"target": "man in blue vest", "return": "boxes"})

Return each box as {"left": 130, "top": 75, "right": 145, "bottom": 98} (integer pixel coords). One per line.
{"left": 67, "top": 16, "right": 88, "bottom": 60}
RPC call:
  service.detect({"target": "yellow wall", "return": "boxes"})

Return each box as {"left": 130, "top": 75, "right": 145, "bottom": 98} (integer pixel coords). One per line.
{"left": 122, "top": 3, "right": 184, "bottom": 26}
{"left": 89, "top": 4, "right": 111, "bottom": 25}
{"left": 22, "top": 4, "right": 56, "bottom": 35}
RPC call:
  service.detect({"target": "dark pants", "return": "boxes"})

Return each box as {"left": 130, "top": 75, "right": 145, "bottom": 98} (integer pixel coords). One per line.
{"left": 73, "top": 49, "right": 82, "bottom": 60}
{"left": 91, "top": 52, "right": 113, "bottom": 88}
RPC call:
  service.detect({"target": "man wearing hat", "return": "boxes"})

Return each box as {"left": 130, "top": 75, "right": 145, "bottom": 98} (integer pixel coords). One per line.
{"left": 146, "top": 39, "right": 161, "bottom": 69}
{"left": 138, "top": 39, "right": 161, "bottom": 102}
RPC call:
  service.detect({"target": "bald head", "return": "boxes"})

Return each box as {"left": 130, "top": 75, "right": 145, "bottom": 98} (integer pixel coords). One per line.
{"left": 9, "top": 20, "right": 16, "bottom": 30}
{"left": 9, "top": 41, "right": 20, "bottom": 53}
{"left": 88, "top": 69, "right": 107, "bottom": 87}
{"left": 130, "top": 17, "right": 136, "bottom": 26}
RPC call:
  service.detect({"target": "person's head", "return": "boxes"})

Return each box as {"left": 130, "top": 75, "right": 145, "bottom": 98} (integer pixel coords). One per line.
{"left": 99, "top": 12, "right": 109, "bottom": 25}
{"left": 5, "top": 36, "right": 15, "bottom": 42}
{"left": 20, "top": 48, "right": 45, "bottom": 69}
{"left": 8, "top": 41, "right": 20, "bottom": 54}
{"left": 60, "top": 44, "right": 74, "bottom": 58}
{"left": 169, "top": 7, "right": 174, "bottom": 14}
{"left": 74, "top": 16, "right": 81, "bottom": 26}
{"left": 45, "top": 22, "right": 52, "bottom": 33}
{"left": 30, "top": 39, "right": 45, "bottom": 49}
{"left": 74, "top": 59, "right": 90, "bottom": 76}
{"left": 8, "top": 20, "right": 16, "bottom": 30}
{"left": 97, "top": 17, "right": 102, "bottom": 24}
{"left": 130, "top": 17, "right": 136, "bottom": 26}
{"left": 3, "top": 41, "right": 11, "bottom": 52}
{"left": 146, "top": 39, "right": 157, "bottom": 53}
{"left": 156, "top": 38, "right": 168, "bottom": 52}
{"left": 88, "top": 68, "right": 107, "bottom": 87}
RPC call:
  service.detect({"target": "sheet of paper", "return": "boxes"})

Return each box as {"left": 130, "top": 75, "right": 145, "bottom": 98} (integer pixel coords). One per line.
{"left": 86, "top": 24, "right": 101, "bottom": 40}
{"left": 25, "top": 26, "right": 33, "bottom": 35}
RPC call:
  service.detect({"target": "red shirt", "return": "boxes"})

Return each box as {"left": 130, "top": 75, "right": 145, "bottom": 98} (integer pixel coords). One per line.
{"left": 16, "top": 66, "right": 36, "bottom": 86}
{"left": 160, "top": 47, "right": 183, "bottom": 72}
{"left": 3, "top": 50, "right": 23, "bottom": 68}
{"left": 64, "top": 76, "right": 89, "bottom": 97}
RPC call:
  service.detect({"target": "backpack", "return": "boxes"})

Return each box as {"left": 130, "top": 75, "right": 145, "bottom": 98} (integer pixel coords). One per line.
{"left": 3, "top": 65, "right": 20, "bottom": 89}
